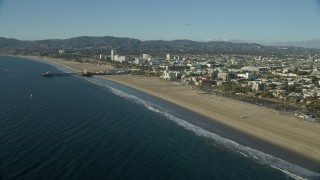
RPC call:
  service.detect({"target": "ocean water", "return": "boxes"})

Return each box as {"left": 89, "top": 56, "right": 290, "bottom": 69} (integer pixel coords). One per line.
{"left": 0, "top": 56, "right": 319, "bottom": 180}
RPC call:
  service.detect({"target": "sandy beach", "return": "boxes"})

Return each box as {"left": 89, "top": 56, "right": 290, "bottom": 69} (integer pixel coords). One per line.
{"left": 26, "top": 56, "right": 320, "bottom": 171}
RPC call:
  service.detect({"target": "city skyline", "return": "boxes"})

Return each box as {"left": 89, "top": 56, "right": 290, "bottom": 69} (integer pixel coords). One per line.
{"left": 0, "top": 0, "right": 320, "bottom": 42}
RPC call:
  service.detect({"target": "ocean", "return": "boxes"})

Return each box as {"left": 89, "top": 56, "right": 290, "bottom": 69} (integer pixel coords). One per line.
{"left": 0, "top": 56, "right": 319, "bottom": 180}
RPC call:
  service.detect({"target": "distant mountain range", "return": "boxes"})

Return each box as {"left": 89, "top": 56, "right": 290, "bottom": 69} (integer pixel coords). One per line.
{"left": 216, "top": 39, "right": 320, "bottom": 49}
{"left": 263, "top": 39, "right": 320, "bottom": 49}
{"left": 0, "top": 36, "right": 319, "bottom": 55}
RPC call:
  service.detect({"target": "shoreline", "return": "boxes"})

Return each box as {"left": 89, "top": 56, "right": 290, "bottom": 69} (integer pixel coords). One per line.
{"left": 9, "top": 55, "right": 320, "bottom": 174}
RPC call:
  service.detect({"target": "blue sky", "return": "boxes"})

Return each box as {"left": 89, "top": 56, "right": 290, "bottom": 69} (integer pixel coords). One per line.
{"left": 0, "top": 0, "right": 320, "bottom": 42}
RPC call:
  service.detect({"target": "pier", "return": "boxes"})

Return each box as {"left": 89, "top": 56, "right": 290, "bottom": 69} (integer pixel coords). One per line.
{"left": 41, "top": 71, "right": 77, "bottom": 77}
{"left": 41, "top": 69, "right": 131, "bottom": 77}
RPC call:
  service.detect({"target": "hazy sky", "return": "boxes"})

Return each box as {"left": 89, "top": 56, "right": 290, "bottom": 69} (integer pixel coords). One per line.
{"left": 0, "top": 0, "right": 320, "bottom": 42}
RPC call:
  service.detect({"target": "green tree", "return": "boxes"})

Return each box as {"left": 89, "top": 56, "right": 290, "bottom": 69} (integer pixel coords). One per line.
{"left": 311, "top": 76, "right": 318, "bottom": 83}
{"left": 260, "top": 90, "right": 274, "bottom": 98}
{"left": 306, "top": 99, "right": 320, "bottom": 112}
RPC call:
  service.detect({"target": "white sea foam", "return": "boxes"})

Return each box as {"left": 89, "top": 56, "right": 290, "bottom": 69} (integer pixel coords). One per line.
{"left": 31, "top": 60, "right": 320, "bottom": 180}
{"left": 272, "top": 166, "right": 308, "bottom": 180}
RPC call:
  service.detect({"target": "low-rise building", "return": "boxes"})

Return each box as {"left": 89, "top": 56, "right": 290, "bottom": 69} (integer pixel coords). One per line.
{"left": 143, "top": 54, "right": 151, "bottom": 61}
{"left": 252, "top": 81, "right": 265, "bottom": 92}
{"left": 218, "top": 72, "right": 229, "bottom": 81}
{"left": 135, "top": 58, "right": 144, "bottom": 65}
{"left": 115, "top": 56, "right": 129, "bottom": 63}
{"left": 237, "top": 72, "right": 255, "bottom": 80}
{"left": 162, "top": 70, "right": 180, "bottom": 81}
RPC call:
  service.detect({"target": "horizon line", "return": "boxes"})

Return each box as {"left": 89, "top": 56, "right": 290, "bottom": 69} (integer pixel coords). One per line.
{"left": 1, "top": 35, "right": 320, "bottom": 46}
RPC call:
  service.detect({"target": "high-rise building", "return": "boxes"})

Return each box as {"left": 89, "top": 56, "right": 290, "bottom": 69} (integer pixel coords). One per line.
{"left": 166, "top": 54, "right": 170, "bottom": 60}
{"left": 111, "top": 50, "right": 116, "bottom": 61}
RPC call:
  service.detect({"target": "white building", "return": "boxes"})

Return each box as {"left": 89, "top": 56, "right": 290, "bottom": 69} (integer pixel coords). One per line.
{"left": 166, "top": 54, "right": 171, "bottom": 60}
{"left": 115, "top": 56, "right": 129, "bottom": 63}
{"left": 255, "top": 56, "right": 262, "bottom": 61}
{"left": 252, "top": 81, "right": 265, "bottom": 92}
{"left": 143, "top": 54, "right": 151, "bottom": 60}
{"left": 162, "top": 70, "right": 179, "bottom": 81}
{"left": 111, "top": 50, "right": 116, "bottom": 61}
{"left": 58, "top": 50, "right": 64, "bottom": 54}
{"left": 135, "top": 58, "right": 144, "bottom": 65}
{"left": 113, "top": 54, "right": 119, "bottom": 61}
{"left": 237, "top": 72, "right": 255, "bottom": 80}
{"left": 99, "top": 54, "right": 106, "bottom": 60}
{"left": 218, "top": 72, "right": 229, "bottom": 81}
{"left": 241, "top": 66, "right": 259, "bottom": 72}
